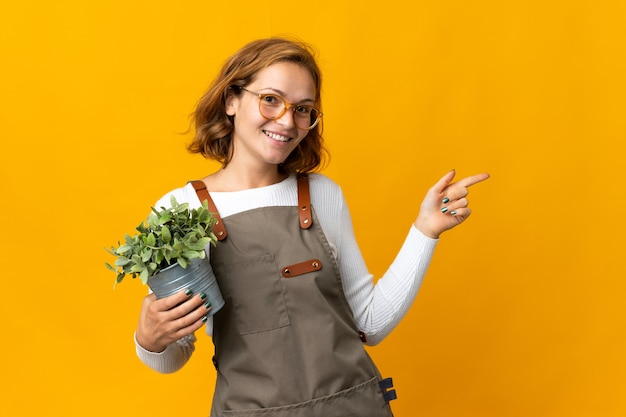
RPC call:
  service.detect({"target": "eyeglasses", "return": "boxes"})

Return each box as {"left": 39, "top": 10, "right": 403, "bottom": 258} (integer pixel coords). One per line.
{"left": 239, "top": 87, "right": 322, "bottom": 130}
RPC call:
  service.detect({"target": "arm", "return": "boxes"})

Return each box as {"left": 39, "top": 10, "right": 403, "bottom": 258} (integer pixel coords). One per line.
{"left": 335, "top": 170, "right": 489, "bottom": 345}
{"left": 133, "top": 185, "right": 219, "bottom": 373}
{"left": 335, "top": 198, "right": 437, "bottom": 345}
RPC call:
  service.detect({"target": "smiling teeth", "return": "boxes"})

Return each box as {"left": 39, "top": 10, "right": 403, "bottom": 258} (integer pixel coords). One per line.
{"left": 265, "top": 131, "right": 290, "bottom": 142}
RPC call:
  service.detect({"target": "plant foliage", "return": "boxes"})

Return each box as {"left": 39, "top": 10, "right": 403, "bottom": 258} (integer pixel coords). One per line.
{"left": 105, "top": 196, "right": 218, "bottom": 286}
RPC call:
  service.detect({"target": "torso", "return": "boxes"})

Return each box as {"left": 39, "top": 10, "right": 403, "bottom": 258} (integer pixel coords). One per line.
{"left": 202, "top": 174, "right": 394, "bottom": 417}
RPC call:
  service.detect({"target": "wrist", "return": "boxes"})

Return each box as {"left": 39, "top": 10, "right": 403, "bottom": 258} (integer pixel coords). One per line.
{"left": 414, "top": 218, "right": 440, "bottom": 240}
{"left": 135, "top": 331, "right": 166, "bottom": 353}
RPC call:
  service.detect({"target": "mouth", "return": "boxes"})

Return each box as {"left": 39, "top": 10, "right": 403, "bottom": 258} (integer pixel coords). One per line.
{"left": 264, "top": 130, "right": 292, "bottom": 143}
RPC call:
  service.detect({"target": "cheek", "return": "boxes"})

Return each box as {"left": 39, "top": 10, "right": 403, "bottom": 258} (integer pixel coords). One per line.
{"left": 293, "top": 132, "right": 311, "bottom": 148}
{"left": 233, "top": 106, "right": 263, "bottom": 130}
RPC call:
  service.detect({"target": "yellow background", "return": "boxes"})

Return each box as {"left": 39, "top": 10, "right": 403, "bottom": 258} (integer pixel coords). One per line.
{"left": 1, "top": 1, "right": 624, "bottom": 416}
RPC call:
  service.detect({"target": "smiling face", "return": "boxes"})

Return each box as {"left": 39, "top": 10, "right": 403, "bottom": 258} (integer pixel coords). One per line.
{"left": 225, "top": 62, "right": 316, "bottom": 173}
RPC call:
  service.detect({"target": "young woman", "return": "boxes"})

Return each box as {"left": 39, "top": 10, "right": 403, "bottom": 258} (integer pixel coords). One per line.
{"left": 133, "top": 37, "right": 489, "bottom": 416}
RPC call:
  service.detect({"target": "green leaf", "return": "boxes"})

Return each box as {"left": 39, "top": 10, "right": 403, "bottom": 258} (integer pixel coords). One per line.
{"left": 158, "top": 213, "right": 172, "bottom": 225}
{"left": 139, "top": 268, "right": 149, "bottom": 285}
{"left": 116, "top": 244, "right": 133, "bottom": 255}
{"left": 141, "top": 248, "right": 152, "bottom": 262}
{"left": 197, "top": 210, "right": 209, "bottom": 224}
{"left": 161, "top": 225, "right": 171, "bottom": 243}
{"left": 114, "top": 257, "right": 131, "bottom": 267}
{"left": 182, "top": 250, "right": 202, "bottom": 259}
{"left": 186, "top": 242, "right": 207, "bottom": 251}
{"left": 154, "top": 250, "right": 164, "bottom": 265}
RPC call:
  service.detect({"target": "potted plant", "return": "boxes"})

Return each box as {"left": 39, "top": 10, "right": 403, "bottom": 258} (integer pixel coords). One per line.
{"left": 105, "top": 195, "right": 224, "bottom": 316}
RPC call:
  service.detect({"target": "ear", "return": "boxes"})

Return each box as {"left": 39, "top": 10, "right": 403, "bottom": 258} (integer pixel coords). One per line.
{"left": 225, "top": 93, "right": 238, "bottom": 116}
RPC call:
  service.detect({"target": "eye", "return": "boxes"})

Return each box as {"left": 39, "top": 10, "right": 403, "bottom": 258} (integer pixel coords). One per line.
{"left": 294, "top": 105, "right": 312, "bottom": 115}
{"left": 261, "top": 95, "right": 281, "bottom": 106}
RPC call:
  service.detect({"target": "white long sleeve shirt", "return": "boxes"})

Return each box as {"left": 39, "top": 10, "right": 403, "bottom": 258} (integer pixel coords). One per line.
{"left": 135, "top": 173, "right": 437, "bottom": 373}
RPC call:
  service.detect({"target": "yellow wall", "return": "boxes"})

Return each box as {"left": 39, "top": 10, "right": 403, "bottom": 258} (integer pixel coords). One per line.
{"left": 1, "top": 1, "right": 624, "bottom": 416}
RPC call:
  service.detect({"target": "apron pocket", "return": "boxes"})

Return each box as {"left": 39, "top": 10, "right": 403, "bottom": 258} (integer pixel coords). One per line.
{"left": 219, "top": 376, "right": 393, "bottom": 417}
{"left": 223, "top": 254, "right": 290, "bottom": 335}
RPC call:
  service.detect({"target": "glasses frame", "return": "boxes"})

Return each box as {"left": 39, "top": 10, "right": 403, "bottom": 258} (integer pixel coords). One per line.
{"left": 238, "top": 87, "right": 322, "bottom": 130}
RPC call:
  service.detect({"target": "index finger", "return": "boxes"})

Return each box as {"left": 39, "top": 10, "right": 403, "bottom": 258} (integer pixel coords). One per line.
{"left": 455, "top": 173, "right": 490, "bottom": 188}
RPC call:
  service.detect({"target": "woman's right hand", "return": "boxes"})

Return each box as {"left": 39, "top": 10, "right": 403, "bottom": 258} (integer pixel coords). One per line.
{"left": 135, "top": 290, "right": 211, "bottom": 353}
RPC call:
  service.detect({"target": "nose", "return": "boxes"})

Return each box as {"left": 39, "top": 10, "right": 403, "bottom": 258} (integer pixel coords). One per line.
{"left": 276, "top": 105, "right": 297, "bottom": 128}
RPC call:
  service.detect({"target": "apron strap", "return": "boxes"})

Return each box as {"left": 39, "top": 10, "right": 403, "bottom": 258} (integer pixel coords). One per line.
{"left": 296, "top": 173, "right": 312, "bottom": 229}
{"left": 191, "top": 175, "right": 309, "bottom": 238}
{"left": 190, "top": 180, "right": 228, "bottom": 241}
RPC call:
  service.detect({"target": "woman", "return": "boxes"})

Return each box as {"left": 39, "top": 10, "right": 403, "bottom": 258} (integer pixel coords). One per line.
{"left": 134, "top": 37, "right": 489, "bottom": 416}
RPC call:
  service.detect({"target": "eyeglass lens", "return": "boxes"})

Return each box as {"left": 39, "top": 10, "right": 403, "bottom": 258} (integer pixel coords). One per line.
{"left": 259, "top": 95, "right": 319, "bottom": 129}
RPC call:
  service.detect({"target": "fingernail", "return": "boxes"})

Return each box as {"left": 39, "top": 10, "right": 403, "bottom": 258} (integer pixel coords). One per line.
{"left": 451, "top": 210, "right": 457, "bottom": 215}
{"left": 442, "top": 197, "right": 450, "bottom": 204}
{"left": 441, "top": 207, "right": 448, "bottom": 213}
{"left": 200, "top": 293, "right": 207, "bottom": 300}
{"left": 202, "top": 316, "right": 208, "bottom": 323}
{"left": 185, "top": 289, "right": 192, "bottom": 296}
{"left": 205, "top": 302, "right": 212, "bottom": 309}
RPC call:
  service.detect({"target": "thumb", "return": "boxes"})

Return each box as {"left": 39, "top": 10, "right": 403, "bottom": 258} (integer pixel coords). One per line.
{"left": 432, "top": 169, "right": 456, "bottom": 195}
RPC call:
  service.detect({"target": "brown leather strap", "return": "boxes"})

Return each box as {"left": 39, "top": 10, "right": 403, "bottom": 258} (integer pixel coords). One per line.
{"left": 281, "top": 259, "right": 322, "bottom": 278}
{"left": 190, "top": 180, "right": 227, "bottom": 241}
{"left": 296, "top": 173, "right": 312, "bottom": 229}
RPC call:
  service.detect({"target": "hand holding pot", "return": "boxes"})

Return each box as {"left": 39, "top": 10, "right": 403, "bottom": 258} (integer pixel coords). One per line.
{"left": 135, "top": 290, "right": 211, "bottom": 353}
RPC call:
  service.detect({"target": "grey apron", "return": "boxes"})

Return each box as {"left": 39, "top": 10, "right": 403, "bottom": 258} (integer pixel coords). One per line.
{"left": 192, "top": 175, "right": 396, "bottom": 417}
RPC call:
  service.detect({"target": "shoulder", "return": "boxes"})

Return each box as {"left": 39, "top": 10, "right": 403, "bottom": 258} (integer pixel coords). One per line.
{"left": 153, "top": 182, "right": 200, "bottom": 209}
{"left": 308, "top": 173, "right": 343, "bottom": 198}
{"left": 307, "top": 173, "right": 346, "bottom": 215}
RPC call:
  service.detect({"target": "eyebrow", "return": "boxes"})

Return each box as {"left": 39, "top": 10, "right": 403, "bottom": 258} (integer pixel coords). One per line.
{"left": 258, "top": 87, "right": 315, "bottom": 104}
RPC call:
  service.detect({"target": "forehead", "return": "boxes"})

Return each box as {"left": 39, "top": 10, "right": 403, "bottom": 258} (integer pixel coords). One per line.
{"left": 250, "top": 62, "right": 316, "bottom": 100}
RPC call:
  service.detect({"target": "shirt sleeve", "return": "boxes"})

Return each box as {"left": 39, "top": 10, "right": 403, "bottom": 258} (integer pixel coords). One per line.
{"left": 332, "top": 190, "right": 438, "bottom": 345}
{"left": 134, "top": 333, "right": 197, "bottom": 374}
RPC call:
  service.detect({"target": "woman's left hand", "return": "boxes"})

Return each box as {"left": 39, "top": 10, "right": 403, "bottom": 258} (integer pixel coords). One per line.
{"left": 414, "top": 170, "right": 490, "bottom": 239}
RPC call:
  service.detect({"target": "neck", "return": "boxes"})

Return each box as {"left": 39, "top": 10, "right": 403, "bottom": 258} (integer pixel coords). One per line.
{"left": 204, "top": 165, "right": 288, "bottom": 192}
